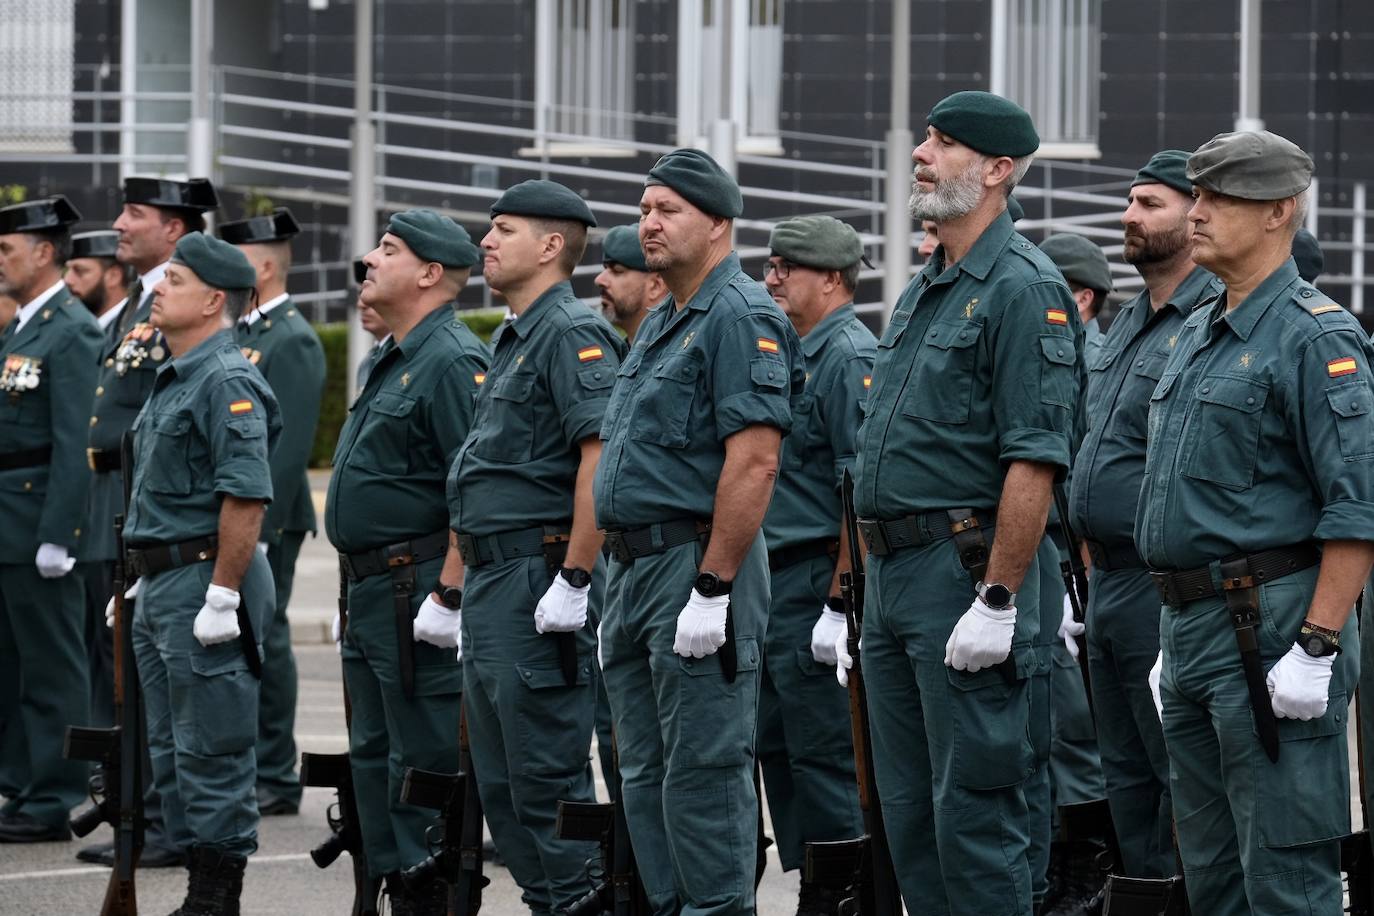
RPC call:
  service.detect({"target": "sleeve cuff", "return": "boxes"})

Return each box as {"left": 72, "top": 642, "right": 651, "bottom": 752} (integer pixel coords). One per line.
{"left": 562, "top": 397, "right": 612, "bottom": 445}
{"left": 214, "top": 464, "right": 274, "bottom": 504}
{"left": 1313, "top": 498, "right": 1374, "bottom": 543}
{"left": 998, "top": 427, "right": 1071, "bottom": 473}
{"left": 715, "top": 392, "right": 793, "bottom": 441}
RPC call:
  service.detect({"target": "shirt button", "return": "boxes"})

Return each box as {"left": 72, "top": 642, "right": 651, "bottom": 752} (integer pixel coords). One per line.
{"left": 768, "top": 371, "right": 776, "bottom": 379}
{"left": 1136, "top": 360, "right": 1144, "bottom": 368}
{"left": 1353, "top": 402, "right": 1360, "bottom": 411}
{"left": 95, "top": 385, "right": 104, "bottom": 396}
{"left": 1247, "top": 397, "right": 1255, "bottom": 405}
{"left": 1301, "top": 289, "right": 1313, "bottom": 298}
{"left": 1057, "top": 349, "right": 1065, "bottom": 357}
{"left": 959, "top": 332, "right": 968, "bottom": 340}
{"left": 593, "top": 371, "right": 602, "bottom": 380}
{"left": 105, "top": 358, "right": 114, "bottom": 367}
{"left": 89, "top": 416, "right": 98, "bottom": 427}
{"left": 929, "top": 331, "right": 937, "bottom": 339}
{"left": 1200, "top": 387, "right": 1210, "bottom": 395}
{"left": 23, "top": 481, "right": 31, "bottom": 491}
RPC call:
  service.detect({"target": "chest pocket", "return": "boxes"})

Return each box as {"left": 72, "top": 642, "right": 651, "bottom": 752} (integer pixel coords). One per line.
{"left": 902, "top": 319, "right": 982, "bottom": 425}
{"left": 781, "top": 392, "right": 815, "bottom": 470}
{"left": 472, "top": 373, "right": 536, "bottom": 463}
{"left": 1112, "top": 351, "right": 1170, "bottom": 442}
{"left": 630, "top": 353, "right": 701, "bottom": 448}
{"left": 145, "top": 413, "right": 193, "bottom": 496}
{"left": 1039, "top": 334, "right": 1076, "bottom": 409}
{"left": 1182, "top": 376, "right": 1269, "bottom": 491}
{"left": 356, "top": 390, "right": 417, "bottom": 474}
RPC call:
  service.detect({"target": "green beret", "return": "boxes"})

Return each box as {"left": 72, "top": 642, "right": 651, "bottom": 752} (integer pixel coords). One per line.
{"left": 1187, "top": 130, "right": 1313, "bottom": 200}
{"left": 1007, "top": 195, "right": 1024, "bottom": 223}
{"left": 927, "top": 91, "right": 1039, "bottom": 158}
{"left": 1132, "top": 149, "right": 1193, "bottom": 196}
{"left": 601, "top": 224, "right": 649, "bottom": 271}
{"left": 769, "top": 216, "right": 867, "bottom": 270}
{"left": 170, "top": 232, "right": 257, "bottom": 291}
{"left": 385, "top": 209, "right": 481, "bottom": 268}
{"left": 645, "top": 148, "right": 743, "bottom": 219}
{"left": 1291, "top": 228, "right": 1324, "bottom": 283}
{"left": 1040, "top": 234, "right": 1112, "bottom": 294}
{"left": 490, "top": 179, "right": 597, "bottom": 227}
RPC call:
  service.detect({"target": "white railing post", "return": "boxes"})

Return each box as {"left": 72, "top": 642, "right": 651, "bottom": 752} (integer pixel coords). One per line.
{"left": 347, "top": 0, "right": 376, "bottom": 404}
{"left": 883, "top": 0, "right": 913, "bottom": 324}
{"left": 1352, "top": 182, "right": 1366, "bottom": 315}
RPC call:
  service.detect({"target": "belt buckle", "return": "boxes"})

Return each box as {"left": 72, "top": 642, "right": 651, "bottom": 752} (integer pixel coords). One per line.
{"left": 385, "top": 542, "right": 415, "bottom": 568}
{"left": 1148, "top": 570, "right": 1173, "bottom": 605}
{"left": 340, "top": 555, "right": 358, "bottom": 581}
{"left": 455, "top": 533, "right": 478, "bottom": 567}
{"left": 605, "top": 531, "right": 632, "bottom": 564}
{"left": 857, "top": 519, "right": 886, "bottom": 556}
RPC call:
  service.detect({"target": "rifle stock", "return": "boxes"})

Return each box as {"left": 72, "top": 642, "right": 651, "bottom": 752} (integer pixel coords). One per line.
{"left": 555, "top": 735, "right": 649, "bottom": 916}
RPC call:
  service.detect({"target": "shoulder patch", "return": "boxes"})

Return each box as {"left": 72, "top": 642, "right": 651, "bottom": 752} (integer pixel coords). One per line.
{"left": 577, "top": 345, "right": 604, "bottom": 363}
{"left": 1328, "top": 357, "right": 1359, "bottom": 378}
{"left": 1045, "top": 308, "right": 1068, "bottom": 326}
{"left": 228, "top": 399, "right": 254, "bottom": 415}
{"left": 757, "top": 337, "right": 780, "bottom": 354}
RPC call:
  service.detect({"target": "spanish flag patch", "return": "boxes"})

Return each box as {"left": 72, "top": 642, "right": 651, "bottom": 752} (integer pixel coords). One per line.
{"left": 1046, "top": 309, "right": 1068, "bottom": 326}
{"left": 577, "top": 346, "right": 604, "bottom": 363}
{"left": 474, "top": 373, "right": 486, "bottom": 385}
{"left": 228, "top": 400, "right": 254, "bottom": 415}
{"left": 863, "top": 375, "right": 872, "bottom": 389}
{"left": 757, "top": 337, "right": 780, "bottom": 354}
{"left": 1328, "top": 357, "right": 1358, "bottom": 378}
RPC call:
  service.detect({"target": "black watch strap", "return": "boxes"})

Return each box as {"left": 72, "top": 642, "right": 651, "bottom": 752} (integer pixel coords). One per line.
{"left": 559, "top": 566, "right": 592, "bottom": 589}
{"left": 695, "top": 571, "right": 733, "bottom": 597}
{"left": 436, "top": 582, "right": 463, "bottom": 610}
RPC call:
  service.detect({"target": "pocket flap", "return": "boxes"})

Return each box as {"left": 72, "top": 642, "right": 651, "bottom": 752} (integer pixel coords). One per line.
{"left": 653, "top": 354, "right": 702, "bottom": 383}
{"left": 578, "top": 364, "right": 615, "bottom": 390}
{"left": 1197, "top": 377, "right": 1268, "bottom": 413}
{"left": 152, "top": 413, "right": 192, "bottom": 435}
{"left": 226, "top": 417, "right": 264, "bottom": 439}
{"left": 190, "top": 644, "right": 251, "bottom": 677}
{"left": 490, "top": 374, "right": 535, "bottom": 403}
{"left": 371, "top": 391, "right": 418, "bottom": 417}
{"left": 1327, "top": 382, "right": 1371, "bottom": 419}
{"left": 1039, "top": 335, "right": 1075, "bottom": 366}
{"left": 1131, "top": 352, "right": 1169, "bottom": 381}
{"left": 679, "top": 636, "right": 761, "bottom": 676}
{"left": 750, "top": 357, "right": 787, "bottom": 390}
{"left": 926, "top": 320, "right": 982, "bottom": 351}
{"left": 517, "top": 660, "right": 591, "bottom": 690}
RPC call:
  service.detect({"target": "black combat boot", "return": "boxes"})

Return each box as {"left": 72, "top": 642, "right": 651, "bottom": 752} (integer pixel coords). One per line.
{"left": 168, "top": 846, "right": 247, "bottom": 916}
{"left": 384, "top": 871, "right": 416, "bottom": 916}
{"left": 797, "top": 877, "right": 850, "bottom": 916}
{"left": 1040, "top": 839, "right": 1107, "bottom": 916}
{"left": 409, "top": 877, "right": 449, "bottom": 916}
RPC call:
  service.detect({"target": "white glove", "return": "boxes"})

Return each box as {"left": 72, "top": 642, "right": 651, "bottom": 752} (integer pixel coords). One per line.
{"left": 811, "top": 606, "right": 847, "bottom": 666}
{"left": 673, "top": 588, "right": 730, "bottom": 658}
{"left": 36, "top": 542, "right": 76, "bottom": 578}
{"left": 104, "top": 579, "right": 141, "bottom": 628}
{"left": 534, "top": 574, "right": 590, "bottom": 634}
{"left": 331, "top": 610, "right": 342, "bottom": 654}
{"left": 836, "top": 632, "right": 860, "bottom": 687}
{"left": 256, "top": 542, "right": 269, "bottom": 556}
{"left": 1148, "top": 650, "right": 1164, "bottom": 722}
{"left": 1058, "top": 593, "right": 1085, "bottom": 659}
{"left": 1267, "top": 642, "right": 1335, "bottom": 721}
{"left": 193, "top": 583, "right": 242, "bottom": 647}
{"left": 944, "top": 596, "right": 1017, "bottom": 673}
{"left": 413, "top": 594, "right": 462, "bottom": 650}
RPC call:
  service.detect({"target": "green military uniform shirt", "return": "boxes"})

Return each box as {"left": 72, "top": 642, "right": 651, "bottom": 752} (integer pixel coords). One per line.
{"left": 124, "top": 331, "right": 281, "bottom": 544}
{"left": 762, "top": 303, "right": 875, "bottom": 549}
{"left": 1136, "top": 259, "right": 1374, "bottom": 569}
{"left": 449, "top": 281, "right": 625, "bottom": 535}
{"left": 594, "top": 253, "right": 804, "bottom": 526}
{"left": 0, "top": 284, "right": 102, "bottom": 554}
{"left": 1069, "top": 267, "right": 1221, "bottom": 547}
{"left": 1083, "top": 316, "right": 1104, "bottom": 369}
{"left": 326, "top": 304, "right": 488, "bottom": 552}
{"left": 853, "top": 211, "right": 1080, "bottom": 518}
{"left": 234, "top": 295, "right": 326, "bottom": 543}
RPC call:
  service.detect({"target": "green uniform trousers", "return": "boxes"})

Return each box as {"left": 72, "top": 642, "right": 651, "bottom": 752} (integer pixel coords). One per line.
{"left": 1360, "top": 579, "right": 1374, "bottom": 828}
{"left": 757, "top": 553, "right": 862, "bottom": 871}
{"left": 862, "top": 531, "right": 1039, "bottom": 916}
{"left": 0, "top": 585, "right": 26, "bottom": 812}
{"left": 0, "top": 563, "right": 90, "bottom": 827}
{"left": 340, "top": 553, "right": 462, "bottom": 876}
{"left": 1026, "top": 538, "right": 1058, "bottom": 904}
{"left": 131, "top": 557, "right": 272, "bottom": 856}
{"left": 78, "top": 561, "right": 115, "bottom": 728}
{"left": 255, "top": 530, "right": 306, "bottom": 803}
{"left": 1086, "top": 566, "right": 1174, "bottom": 877}
{"left": 463, "top": 555, "right": 598, "bottom": 914}
{"left": 1160, "top": 565, "right": 1353, "bottom": 916}
{"left": 601, "top": 534, "right": 767, "bottom": 916}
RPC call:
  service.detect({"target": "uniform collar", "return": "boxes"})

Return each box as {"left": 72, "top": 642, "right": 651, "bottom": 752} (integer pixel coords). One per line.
{"left": 98, "top": 298, "right": 127, "bottom": 330}
{"left": 1215, "top": 258, "right": 1300, "bottom": 343}
{"left": 506, "top": 280, "right": 574, "bottom": 341}
{"left": 160, "top": 329, "right": 233, "bottom": 381}
{"left": 136, "top": 261, "right": 169, "bottom": 306}
{"left": 801, "top": 302, "right": 856, "bottom": 358}
{"left": 13, "top": 279, "right": 66, "bottom": 333}
{"left": 1117, "top": 265, "right": 1220, "bottom": 329}
{"left": 922, "top": 211, "right": 1015, "bottom": 284}
{"left": 679, "top": 252, "right": 743, "bottom": 312}
{"left": 395, "top": 302, "right": 455, "bottom": 359}
{"left": 241, "top": 292, "right": 289, "bottom": 327}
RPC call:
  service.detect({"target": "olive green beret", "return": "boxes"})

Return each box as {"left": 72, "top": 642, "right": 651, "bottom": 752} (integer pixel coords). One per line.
{"left": 385, "top": 208, "right": 481, "bottom": 268}
{"left": 1040, "top": 234, "right": 1112, "bottom": 294}
{"left": 1187, "top": 130, "right": 1313, "bottom": 200}
{"left": 1291, "top": 228, "right": 1324, "bottom": 283}
{"left": 645, "top": 148, "right": 743, "bottom": 219}
{"left": 927, "top": 91, "right": 1039, "bottom": 158}
{"left": 490, "top": 179, "right": 597, "bottom": 227}
{"left": 1132, "top": 149, "right": 1193, "bottom": 196}
{"left": 769, "top": 216, "right": 868, "bottom": 270}
{"left": 1007, "top": 195, "right": 1024, "bottom": 223}
{"left": 170, "top": 232, "right": 257, "bottom": 291}
{"left": 601, "top": 224, "right": 649, "bottom": 271}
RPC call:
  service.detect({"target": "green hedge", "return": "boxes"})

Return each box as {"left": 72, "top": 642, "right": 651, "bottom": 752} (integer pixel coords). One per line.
{"left": 309, "top": 309, "right": 506, "bottom": 467}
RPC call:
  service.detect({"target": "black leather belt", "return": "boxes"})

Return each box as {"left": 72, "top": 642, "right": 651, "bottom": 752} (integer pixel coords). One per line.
{"left": 1084, "top": 539, "right": 1145, "bottom": 572}
{"left": 768, "top": 538, "right": 839, "bottom": 573}
{"left": 0, "top": 444, "right": 52, "bottom": 471}
{"left": 455, "top": 524, "right": 571, "bottom": 569}
{"left": 601, "top": 519, "right": 710, "bottom": 564}
{"left": 1149, "top": 543, "right": 1320, "bottom": 607}
{"left": 86, "top": 447, "right": 121, "bottom": 473}
{"left": 126, "top": 534, "right": 218, "bottom": 578}
{"left": 858, "top": 509, "right": 994, "bottom": 557}
{"left": 339, "top": 530, "right": 449, "bottom": 581}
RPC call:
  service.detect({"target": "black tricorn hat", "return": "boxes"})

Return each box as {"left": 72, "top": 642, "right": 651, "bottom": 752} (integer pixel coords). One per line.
{"left": 70, "top": 230, "right": 120, "bottom": 259}
{"left": 217, "top": 208, "right": 301, "bottom": 245}
{"left": 0, "top": 195, "right": 82, "bottom": 235}
{"left": 122, "top": 176, "right": 219, "bottom": 212}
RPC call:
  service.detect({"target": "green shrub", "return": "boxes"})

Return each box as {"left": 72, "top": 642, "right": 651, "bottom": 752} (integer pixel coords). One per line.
{"left": 309, "top": 308, "right": 506, "bottom": 467}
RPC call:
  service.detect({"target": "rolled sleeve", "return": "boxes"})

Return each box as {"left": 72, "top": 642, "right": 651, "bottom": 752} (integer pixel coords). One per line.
{"left": 712, "top": 313, "right": 798, "bottom": 440}
{"left": 209, "top": 378, "right": 274, "bottom": 502}
{"left": 993, "top": 283, "right": 1077, "bottom": 473}
{"left": 1298, "top": 328, "right": 1374, "bottom": 542}
{"left": 552, "top": 323, "right": 624, "bottom": 444}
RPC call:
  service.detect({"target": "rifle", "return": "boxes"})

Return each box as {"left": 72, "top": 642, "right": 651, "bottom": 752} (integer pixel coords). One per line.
{"left": 1342, "top": 686, "right": 1374, "bottom": 914}
{"left": 555, "top": 738, "right": 650, "bottom": 916}
{"left": 400, "top": 704, "right": 489, "bottom": 916}
{"left": 801, "top": 470, "right": 901, "bottom": 916}
{"left": 299, "top": 561, "right": 381, "bottom": 916}
{"left": 65, "top": 430, "right": 143, "bottom": 915}
{"left": 1050, "top": 484, "right": 1093, "bottom": 714}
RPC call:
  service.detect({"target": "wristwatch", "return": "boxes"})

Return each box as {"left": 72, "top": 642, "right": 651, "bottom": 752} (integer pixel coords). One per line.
{"left": 976, "top": 581, "right": 1016, "bottom": 610}
{"left": 1298, "top": 621, "right": 1341, "bottom": 657}
{"left": 559, "top": 566, "right": 592, "bottom": 589}
{"left": 436, "top": 582, "right": 463, "bottom": 610}
{"left": 695, "top": 571, "right": 733, "bottom": 597}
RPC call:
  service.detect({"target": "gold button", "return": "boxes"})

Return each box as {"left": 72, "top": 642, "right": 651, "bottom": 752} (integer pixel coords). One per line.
{"left": 23, "top": 481, "right": 32, "bottom": 491}
{"left": 95, "top": 386, "right": 104, "bottom": 396}
{"left": 105, "top": 358, "right": 114, "bottom": 367}
{"left": 89, "top": 416, "right": 98, "bottom": 427}
{"left": 74, "top": 528, "right": 81, "bottom": 536}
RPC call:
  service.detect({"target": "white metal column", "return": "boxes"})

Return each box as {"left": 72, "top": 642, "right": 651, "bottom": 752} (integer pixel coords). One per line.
{"left": 884, "top": 0, "right": 913, "bottom": 322}
{"left": 676, "top": 0, "right": 702, "bottom": 147}
{"left": 187, "top": 0, "right": 214, "bottom": 186}
{"left": 119, "top": 0, "right": 138, "bottom": 180}
{"left": 347, "top": 0, "right": 376, "bottom": 403}
{"left": 1236, "top": 0, "right": 1263, "bottom": 132}
{"left": 533, "top": 0, "right": 554, "bottom": 150}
